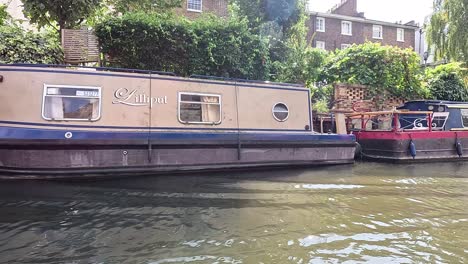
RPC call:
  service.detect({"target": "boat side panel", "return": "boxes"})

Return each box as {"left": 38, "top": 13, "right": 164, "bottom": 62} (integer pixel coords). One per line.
{"left": 149, "top": 78, "right": 238, "bottom": 129}
{"left": 0, "top": 69, "right": 151, "bottom": 130}
{"left": 237, "top": 87, "right": 310, "bottom": 131}
{"left": 1, "top": 67, "right": 311, "bottom": 132}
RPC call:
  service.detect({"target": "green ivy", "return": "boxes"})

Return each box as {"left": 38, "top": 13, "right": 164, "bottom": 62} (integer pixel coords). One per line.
{"left": 0, "top": 24, "right": 63, "bottom": 64}
{"left": 321, "top": 42, "right": 428, "bottom": 100}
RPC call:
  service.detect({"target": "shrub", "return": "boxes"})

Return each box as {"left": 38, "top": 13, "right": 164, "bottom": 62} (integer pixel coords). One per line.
{"left": 95, "top": 13, "right": 270, "bottom": 80}
{"left": 0, "top": 24, "right": 63, "bottom": 64}
{"left": 425, "top": 62, "right": 468, "bottom": 101}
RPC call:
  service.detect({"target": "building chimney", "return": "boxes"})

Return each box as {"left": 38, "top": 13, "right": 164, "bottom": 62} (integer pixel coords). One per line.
{"left": 330, "top": 0, "right": 359, "bottom": 17}
{"left": 404, "top": 20, "right": 416, "bottom": 26}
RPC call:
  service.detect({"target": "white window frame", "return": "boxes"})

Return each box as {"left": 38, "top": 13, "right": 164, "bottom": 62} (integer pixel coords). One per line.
{"left": 341, "top": 43, "right": 351, "bottom": 49}
{"left": 178, "top": 92, "right": 222, "bottom": 125}
{"left": 42, "top": 84, "right": 102, "bottom": 121}
{"left": 316, "top": 17, "right": 325, "bottom": 32}
{"left": 316, "top": 41, "right": 325, "bottom": 50}
{"left": 397, "top": 28, "right": 405, "bottom": 42}
{"left": 341, "top": 21, "right": 352, "bottom": 36}
{"left": 187, "top": 0, "right": 202, "bottom": 12}
{"left": 372, "top": 25, "right": 383, "bottom": 39}
{"left": 272, "top": 102, "right": 289, "bottom": 122}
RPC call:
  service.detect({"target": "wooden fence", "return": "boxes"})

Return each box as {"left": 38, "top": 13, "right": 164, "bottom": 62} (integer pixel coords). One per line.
{"left": 61, "top": 28, "right": 100, "bottom": 64}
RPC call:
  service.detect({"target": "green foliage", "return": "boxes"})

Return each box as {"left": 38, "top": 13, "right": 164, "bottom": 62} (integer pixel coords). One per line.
{"left": 22, "top": 0, "right": 103, "bottom": 33}
{"left": 95, "top": 12, "right": 270, "bottom": 80}
{"left": 0, "top": 24, "right": 63, "bottom": 64}
{"left": 232, "top": 0, "right": 303, "bottom": 36}
{"left": 108, "top": 0, "right": 182, "bottom": 13}
{"left": 272, "top": 3, "right": 326, "bottom": 87}
{"left": 427, "top": 0, "right": 468, "bottom": 64}
{"left": 321, "top": 42, "right": 427, "bottom": 100}
{"left": 425, "top": 62, "right": 468, "bottom": 101}
{"left": 232, "top": 0, "right": 306, "bottom": 67}
{"left": 0, "top": 4, "right": 8, "bottom": 26}
{"left": 312, "top": 98, "right": 329, "bottom": 113}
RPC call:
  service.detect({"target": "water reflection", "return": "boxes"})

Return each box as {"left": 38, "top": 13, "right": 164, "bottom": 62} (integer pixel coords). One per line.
{"left": 0, "top": 162, "right": 467, "bottom": 263}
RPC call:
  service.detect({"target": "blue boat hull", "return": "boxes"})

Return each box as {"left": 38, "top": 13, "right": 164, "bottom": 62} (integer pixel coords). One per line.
{"left": 0, "top": 126, "right": 355, "bottom": 179}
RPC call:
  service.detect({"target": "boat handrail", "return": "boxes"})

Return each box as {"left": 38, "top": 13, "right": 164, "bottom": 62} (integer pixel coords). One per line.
{"left": 0, "top": 63, "right": 305, "bottom": 87}
{"left": 0, "top": 63, "right": 178, "bottom": 76}
{"left": 346, "top": 110, "right": 433, "bottom": 117}
{"left": 189, "top": 74, "right": 304, "bottom": 88}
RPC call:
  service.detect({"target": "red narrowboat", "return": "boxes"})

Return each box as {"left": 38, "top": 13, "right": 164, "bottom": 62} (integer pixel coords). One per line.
{"left": 348, "top": 100, "right": 468, "bottom": 162}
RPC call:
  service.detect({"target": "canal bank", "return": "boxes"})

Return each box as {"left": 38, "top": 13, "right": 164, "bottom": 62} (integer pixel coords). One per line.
{"left": 0, "top": 162, "right": 467, "bottom": 263}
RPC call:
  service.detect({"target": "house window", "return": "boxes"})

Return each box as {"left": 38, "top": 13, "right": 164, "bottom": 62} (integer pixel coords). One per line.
{"left": 316, "top": 17, "right": 325, "bottom": 32}
{"left": 397, "top": 28, "right": 405, "bottom": 42}
{"left": 179, "top": 92, "right": 221, "bottom": 124}
{"left": 372, "top": 25, "right": 383, "bottom": 39}
{"left": 272, "top": 103, "right": 289, "bottom": 122}
{"left": 187, "top": 0, "right": 202, "bottom": 12}
{"left": 341, "top": 43, "right": 351, "bottom": 49}
{"left": 316, "top": 41, "right": 325, "bottom": 50}
{"left": 341, "top": 21, "right": 352, "bottom": 35}
{"left": 42, "top": 84, "right": 101, "bottom": 121}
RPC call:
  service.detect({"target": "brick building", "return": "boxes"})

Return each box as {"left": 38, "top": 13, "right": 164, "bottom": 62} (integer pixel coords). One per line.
{"left": 307, "top": 0, "right": 419, "bottom": 51}
{"left": 175, "top": 0, "right": 229, "bottom": 19}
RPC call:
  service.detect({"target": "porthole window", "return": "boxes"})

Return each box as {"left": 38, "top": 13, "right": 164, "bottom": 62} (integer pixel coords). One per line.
{"left": 272, "top": 103, "right": 289, "bottom": 122}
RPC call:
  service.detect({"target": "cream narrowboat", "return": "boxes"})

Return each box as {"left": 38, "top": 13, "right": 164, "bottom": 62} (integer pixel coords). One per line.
{"left": 0, "top": 64, "right": 355, "bottom": 179}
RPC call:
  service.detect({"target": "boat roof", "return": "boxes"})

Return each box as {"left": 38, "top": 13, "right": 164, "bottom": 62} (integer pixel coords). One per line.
{"left": 402, "top": 100, "right": 468, "bottom": 105}
{"left": 0, "top": 63, "right": 304, "bottom": 88}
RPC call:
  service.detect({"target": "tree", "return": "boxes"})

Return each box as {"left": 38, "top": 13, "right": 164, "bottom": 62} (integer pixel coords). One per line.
{"left": 232, "top": 0, "right": 304, "bottom": 37}
{"left": 108, "top": 0, "right": 182, "bottom": 13}
{"left": 22, "top": 0, "right": 103, "bottom": 36}
{"left": 427, "top": 0, "right": 468, "bottom": 64}
{"left": 0, "top": 4, "right": 8, "bottom": 26}
{"left": 272, "top": 1, "right": 325, "bottom": 86}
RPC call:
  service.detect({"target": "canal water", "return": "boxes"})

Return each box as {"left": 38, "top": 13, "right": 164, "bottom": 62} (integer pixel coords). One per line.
{"left": 0, "top": 162, "right": 467, "bottom": 264}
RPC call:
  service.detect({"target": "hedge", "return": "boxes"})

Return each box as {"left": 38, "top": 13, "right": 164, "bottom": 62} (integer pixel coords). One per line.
{"left": 0, "top": 24, "right": 63, "bottom": 64}
{"left": 95, "top": 13, "right": 270, "bottom": 80}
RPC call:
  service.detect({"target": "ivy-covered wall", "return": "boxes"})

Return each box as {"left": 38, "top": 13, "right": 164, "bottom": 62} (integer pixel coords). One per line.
{"left": 320, "top": 42, "right": 428, "bottom": 100}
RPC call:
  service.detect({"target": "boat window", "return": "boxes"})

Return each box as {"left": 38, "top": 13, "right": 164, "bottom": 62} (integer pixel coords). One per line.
{"left": 272, "top": 103, "right": 289, "bottom": 122}
{"left": 432, "top": 112, "right": 449, "bottom": 130}
{"left": 42, "top": 85, "right": 101, "bottom": 121}
{"left": 178, "top": 92, "right": 221, "bottom": 124}
{"left": 461, "top": 109, "right": 468, "bottom": 127}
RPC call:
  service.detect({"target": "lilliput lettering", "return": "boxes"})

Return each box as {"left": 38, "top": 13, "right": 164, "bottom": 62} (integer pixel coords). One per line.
{"left": 112, "top": 88, "right": 167, "bottom": 108}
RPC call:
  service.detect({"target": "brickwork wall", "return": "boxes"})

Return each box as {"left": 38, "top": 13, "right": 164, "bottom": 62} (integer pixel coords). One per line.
{"left": 175, "top": 0, "right": 229, "bottom": 19}
{"left": 307, "top": 15, "right": 416, "bottom": 51}
{"left": 333, "top": 83, "right": 405, "bottom": 112}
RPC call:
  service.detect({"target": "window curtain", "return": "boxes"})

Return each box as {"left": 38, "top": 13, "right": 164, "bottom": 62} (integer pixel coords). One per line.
{"left": 201, "top": 96, "right": 220, "bottom": 122}
{"left": 91, "top": 99, "right": 99, "bottom": 119}
{"left": 45, "top": 97, "right": 64, "bottom": 119}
